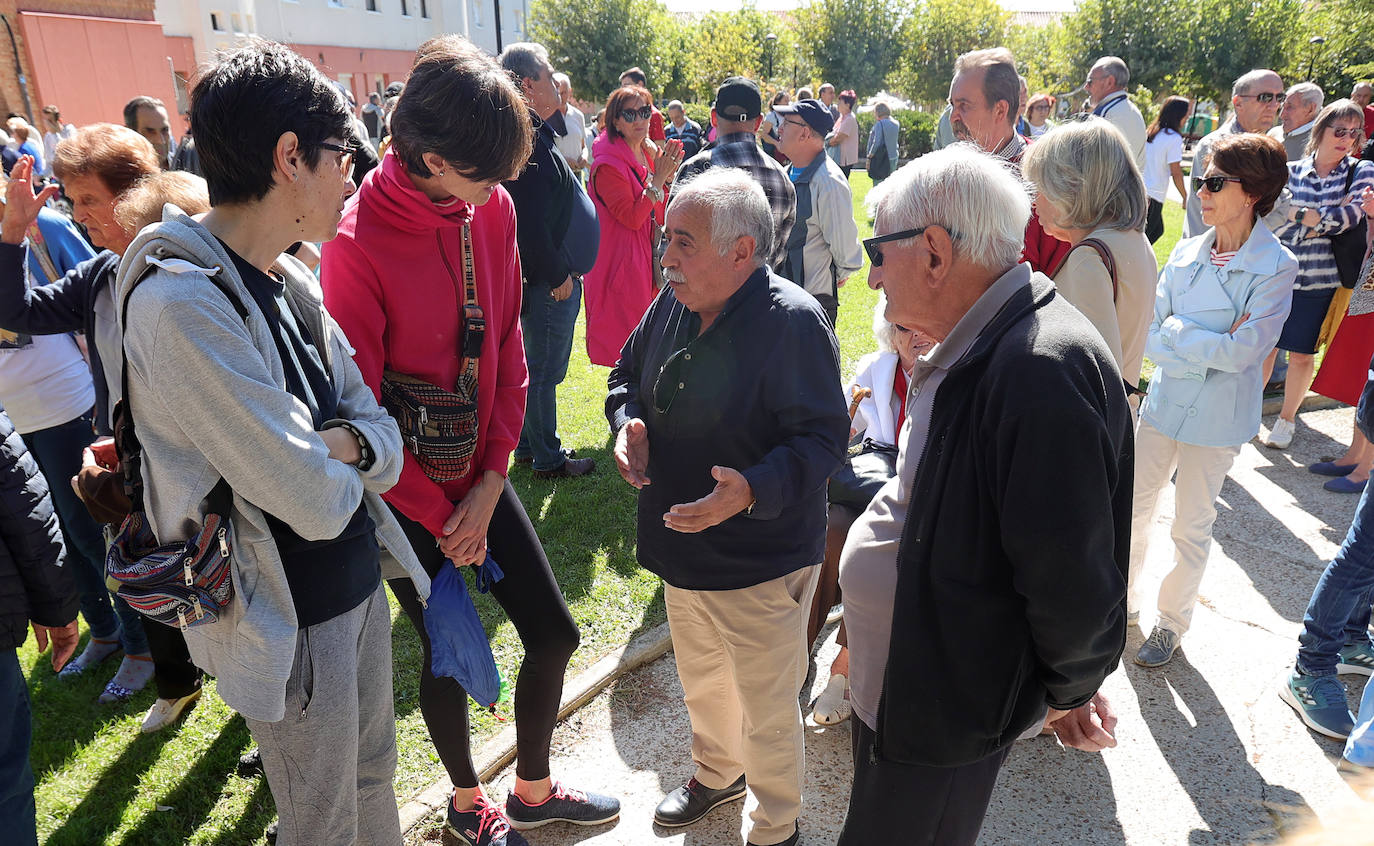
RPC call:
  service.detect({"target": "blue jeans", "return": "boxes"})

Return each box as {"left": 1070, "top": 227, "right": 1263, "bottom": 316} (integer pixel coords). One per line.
{"left": 1296, "top": 477, "right": 1374, "bottom": 677}
{"left": 22, "top": 413, "right": 148, "bottom": 656}
{"left": 515, "top": 279, "right": 581, "bottom": 472}
{"left": 0, "top": 649, "right": 36, "bottom": 846}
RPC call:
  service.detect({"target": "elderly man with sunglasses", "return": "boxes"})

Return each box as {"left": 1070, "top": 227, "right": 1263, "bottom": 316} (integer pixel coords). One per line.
{"left": 606, "top": 167, "right": 847, "bottom": 846}
{"left": 1185, "top": 68, "right": 1286, "bottom": 238}
{"left": 835, "top": 147, "right": 1133, "bottom": 845}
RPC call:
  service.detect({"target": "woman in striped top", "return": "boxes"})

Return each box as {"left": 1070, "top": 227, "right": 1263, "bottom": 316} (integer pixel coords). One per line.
{"left": 1261, "top": 100, "right": 1374, "bottom": 450}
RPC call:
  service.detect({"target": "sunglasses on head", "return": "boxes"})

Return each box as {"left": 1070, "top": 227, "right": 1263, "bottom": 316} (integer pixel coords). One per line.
{"left": 1239, "top": 92, "right": 1286, "bottom": 104}
{"left": 619, "top": 105, "right": 653, "bottom": 123}
{"left": 1331, "top": 126, "right": 1364, "bottom": 139}
{"left": 863, "top": 226, "right": 936, "bottom": 267}
{"left": 1194, "top": 174, "right": 1244, "bottom": 194}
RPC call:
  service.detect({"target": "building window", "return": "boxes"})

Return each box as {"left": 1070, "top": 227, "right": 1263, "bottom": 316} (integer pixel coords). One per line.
{"left": 471, "top": 0, "right": 483, "bottom": 26}
{"left": 420, "top": 0, "right": 429, "bottom": 17}
{"left": 328, "top": 0, "right": 343, "bottom": 7}
{"left": 230, "top": 12, "right": 243, "bottom": 31}
{"left": 210, "top": 12, "right": 223, "bottom": 30}
{"left": 400, "top": 0, "right": 409, "bottom": 15}
{"left": 366, "top": 0, "right": 377, "bottom": 10}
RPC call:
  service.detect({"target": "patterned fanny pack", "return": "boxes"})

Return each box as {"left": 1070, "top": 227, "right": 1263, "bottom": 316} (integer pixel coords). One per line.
{"left": 381, "top": 222, "right": 484, "bottom": 483}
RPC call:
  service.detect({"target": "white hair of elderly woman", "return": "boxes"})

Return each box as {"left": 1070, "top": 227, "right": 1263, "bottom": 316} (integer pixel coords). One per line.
{"left": 871, "top": 292, "right": 900, "bottom": 354}
{"left": 670, "top": 167, "right": 774, "bottom": 264}
{"left": 866, "top": 144, "right": 1031, "bottom": 271}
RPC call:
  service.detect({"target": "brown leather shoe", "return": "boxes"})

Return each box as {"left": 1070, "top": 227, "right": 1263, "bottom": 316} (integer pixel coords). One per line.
{"left": 532, "top": 456, "right": 595, "bottom": 479}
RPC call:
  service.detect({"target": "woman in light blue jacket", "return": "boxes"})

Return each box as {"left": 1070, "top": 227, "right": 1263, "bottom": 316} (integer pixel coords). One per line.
{"left": 1129, "top": 133, "right": 1298, "bottom": 669}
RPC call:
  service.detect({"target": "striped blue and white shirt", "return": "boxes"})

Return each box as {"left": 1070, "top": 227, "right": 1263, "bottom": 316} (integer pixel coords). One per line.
{"left": 1275, "top": 155, "right": 1374, "bottom": 291}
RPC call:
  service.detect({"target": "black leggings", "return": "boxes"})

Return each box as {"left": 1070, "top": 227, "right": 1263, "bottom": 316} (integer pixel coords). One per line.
{"left": 1146, "top": 198, "right": 1165, "bottom": 244}
{"left": 387, "top": 480, "right": 579, "bottom": 787}
{"left": 144, "top": 622, "right": 202, "bottom": 700}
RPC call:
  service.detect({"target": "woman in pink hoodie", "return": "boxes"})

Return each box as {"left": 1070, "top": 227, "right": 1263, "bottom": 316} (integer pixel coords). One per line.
{"left": 321, "top": 35, "right": 619, "bottom": 846}
{"left": 583, "top": 85, "right": 682, "bottom": 367}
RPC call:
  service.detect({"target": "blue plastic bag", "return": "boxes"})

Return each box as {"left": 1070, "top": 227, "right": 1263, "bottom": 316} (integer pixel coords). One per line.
{"left": 422, "top": 553, "right": 505, "bottom": 707}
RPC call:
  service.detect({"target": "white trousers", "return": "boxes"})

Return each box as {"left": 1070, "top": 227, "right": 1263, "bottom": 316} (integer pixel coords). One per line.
{"left": 1128, "top": 419, "right": 1241, "bottom": 636}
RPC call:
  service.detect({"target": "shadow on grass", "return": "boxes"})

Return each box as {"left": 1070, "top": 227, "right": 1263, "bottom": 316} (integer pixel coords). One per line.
{"left": 42, "top": 730, "right": 170, "bottom": 846}
{"left": 28, "top": 649, "right": 157, "bottom": 783}
{"left": 203, "top": 778, "right": 274, "bottom": 846}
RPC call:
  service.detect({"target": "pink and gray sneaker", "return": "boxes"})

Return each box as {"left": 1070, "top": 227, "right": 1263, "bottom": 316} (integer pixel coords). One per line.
{"left": 505, "top": 780, "right": 621, "bottom": 830}
{"left": 446, "top": 791, "right": 528, "bottom": 846}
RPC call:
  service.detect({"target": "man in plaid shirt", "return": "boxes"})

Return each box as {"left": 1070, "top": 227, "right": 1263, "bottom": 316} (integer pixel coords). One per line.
{"left": 678, "top": 77, "right": 796, "bottom": 271}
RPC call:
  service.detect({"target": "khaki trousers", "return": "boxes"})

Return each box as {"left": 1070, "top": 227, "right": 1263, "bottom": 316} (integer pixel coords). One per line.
{"left": 664, "top": 564, "right": 819, "bottom": 846}
{"left": 1128, "top": 419, "right": 1241, "bottom": 636}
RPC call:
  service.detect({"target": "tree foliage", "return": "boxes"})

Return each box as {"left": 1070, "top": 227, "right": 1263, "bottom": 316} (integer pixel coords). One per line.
{"left": 888, "top": 0, "right": 1009, "bottom": 106}
{"left": 530, "top": 0, "right": 676, "bottom": 104}
{"left": 795, "top": 0, "right": 909, "bottom": 98}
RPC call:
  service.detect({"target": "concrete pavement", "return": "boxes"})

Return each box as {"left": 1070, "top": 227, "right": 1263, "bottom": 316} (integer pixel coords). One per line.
{"left": 410, "top": 405, "right": 1374, "bottom": 846}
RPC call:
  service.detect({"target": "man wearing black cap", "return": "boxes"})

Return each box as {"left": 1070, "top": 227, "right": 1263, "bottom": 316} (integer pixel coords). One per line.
{"left": 773, "top": 98, "right": 863, "bottom": 328}
{"left": 678, "top": 78, "right": 795, "bottom": 271}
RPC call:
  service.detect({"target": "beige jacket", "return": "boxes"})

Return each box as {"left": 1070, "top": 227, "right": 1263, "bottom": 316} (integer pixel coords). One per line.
{"left": 1051, "top": 227, "right": 1159, "bottom": 390}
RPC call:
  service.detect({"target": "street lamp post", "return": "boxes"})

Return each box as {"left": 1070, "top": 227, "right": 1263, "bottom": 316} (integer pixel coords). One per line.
{"left": 764, "top": 33, "right": 777, "bottom": 82}
{"left": 1307, "top": 35, "right": 1326, "bottom": 82}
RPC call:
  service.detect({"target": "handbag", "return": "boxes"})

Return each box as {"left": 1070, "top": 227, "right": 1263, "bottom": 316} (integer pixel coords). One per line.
{"left": 103, "top": 266, "right": 247, "bottom": 630}
{"left": 1346, "top": 246, "right": 1374, "bottom": 316}
{"left": 827, "top": 437, "right": 899, "bottom": 512}
{"left": 381, "top": 222, "right": 483, "bottom": 483}
{"left": 867, "top": 122, "right": 893, "bottom": 182}
{"left": 1330, "top": 158, "right": 1369, "bottom": 289}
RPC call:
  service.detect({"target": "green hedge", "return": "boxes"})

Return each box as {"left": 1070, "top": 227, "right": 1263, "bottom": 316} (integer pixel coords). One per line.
{"left": 855, "top": 109, "right": 936, "bottom": 161}
{"left": 670, "top": 104, "right": 936, "bottom": 163}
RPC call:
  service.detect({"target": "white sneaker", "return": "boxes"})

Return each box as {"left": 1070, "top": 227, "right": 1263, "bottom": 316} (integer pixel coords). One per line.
{"left": 1264, "top": 417, "right": 1295, "bottom": 449}
{"left": 810, "top": 673, "right": 851, "bottom": 726}
{"left": 141, "top": 688, "right": 202, "bottom": 734}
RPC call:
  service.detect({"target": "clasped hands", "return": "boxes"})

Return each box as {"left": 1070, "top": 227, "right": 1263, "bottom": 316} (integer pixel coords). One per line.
{"left": 614, "top": 418, "right": 753, "bottom": 533}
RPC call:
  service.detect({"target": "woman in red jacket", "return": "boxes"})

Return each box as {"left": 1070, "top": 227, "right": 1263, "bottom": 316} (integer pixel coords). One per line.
{"left": 321, "top": 35, "right": 618, "bottom": 846}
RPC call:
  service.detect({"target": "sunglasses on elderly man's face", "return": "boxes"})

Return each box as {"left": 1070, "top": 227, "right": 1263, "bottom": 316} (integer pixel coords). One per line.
{"left": 619, "top": 106, "right": 654, "bottom": 123}
{"left": 863, "top": 227, "right": 933, "bottom": 267}
{"left": 1238, "top": 91, "right": 1286, "bottom": 104}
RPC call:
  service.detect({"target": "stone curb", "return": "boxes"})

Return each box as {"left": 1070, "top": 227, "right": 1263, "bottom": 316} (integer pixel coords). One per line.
{"left": 397, "top": 620, "right": 675, "bottom": 834}
{"left": 1261, "top": 391, "right": 1343, "bottom": 417}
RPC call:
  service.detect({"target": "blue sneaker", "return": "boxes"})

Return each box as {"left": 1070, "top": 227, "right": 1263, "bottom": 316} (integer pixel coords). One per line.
{"left": 1338, "top": 641, "right": 1374, "bottom": 676}
{"left": 505, "top": 781, "right": 620, "bottom": 831}
{"left": 446, "top": 792, "right": 527, "bottom": 846}
{"left": 1279, "top": 671, "right": 1355, "bottom": 740}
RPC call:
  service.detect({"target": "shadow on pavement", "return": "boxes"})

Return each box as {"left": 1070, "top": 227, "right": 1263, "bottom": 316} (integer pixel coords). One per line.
{"left": 1129, "top": 651, "right": 1311, "bottom": 843}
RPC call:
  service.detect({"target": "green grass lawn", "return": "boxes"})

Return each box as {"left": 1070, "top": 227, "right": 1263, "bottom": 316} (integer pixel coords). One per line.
{"left": 21, "top": 171, "right": 1183, "bottom": 845}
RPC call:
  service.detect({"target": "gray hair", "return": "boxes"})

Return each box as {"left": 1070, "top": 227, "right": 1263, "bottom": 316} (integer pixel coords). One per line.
{"left": 1287, "top": 81, "right": 1324, "bottom": 112}
{"left": 874, "top": 102, "right": 891, "bottom": 118}
{"left": 498, "top": 42, "right": 550, "bottom": 84}
{"left": 1093, "top": 56, "right": 1129, "bottom": 89}
{"left": 1021, "top": 119, "right": 1146, "bottom": 233}
{"left": 872, "top": 293, "right": 899, "bottom": 354}
{"left": 867, "top": 145, "right": 1031, "bottom": 271}
{"left": 1233, "top": 68, "right": 1279, "bottom": 98}
{"left": 552, "top": 71, "right": 570, "bottom": 88}
{"left": 670, "top": 168, "right": 774, "bottom": 266}
{"left": 666, "top": 99, "right": 685, "bottom": 112}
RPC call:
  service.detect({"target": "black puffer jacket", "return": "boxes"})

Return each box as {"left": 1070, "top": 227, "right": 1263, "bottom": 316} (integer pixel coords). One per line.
{"left": 0, "top": 407, "right": 73, "bottom": 650}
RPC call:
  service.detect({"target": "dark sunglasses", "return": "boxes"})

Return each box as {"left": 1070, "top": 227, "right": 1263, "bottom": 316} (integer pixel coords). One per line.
{"left": 652, "top": 346, "right": 691, "bottom": 415}
{"left": 1331, "top": 126, "right": 1364, "bottom": 139}
{"left": 1194, "top": 175, "right": 1244, "bottom": 194}
{"left": 619, "top": 106, "right": 653, "bottom": 123}
{"left": 1238, "top": 92, "right": 1286, "bottom": 104}
{"left": 863, "top": 227, "right": 932, "bottom": 267}
{"left": 317, "top": 140, "right": 362, "bottom": 178}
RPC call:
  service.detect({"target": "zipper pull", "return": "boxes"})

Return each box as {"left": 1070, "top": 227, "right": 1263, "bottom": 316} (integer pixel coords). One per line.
{"left": 218, "top": 526, "right": 229, "bottom": 558}
{"left": 419, "top": 406, "right": 428, "bottom": 428}
{"left": 184, "top": 562, "right": 194, "bottom": 587}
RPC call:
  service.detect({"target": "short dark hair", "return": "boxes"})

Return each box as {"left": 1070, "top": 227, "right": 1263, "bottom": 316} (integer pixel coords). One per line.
{"left": 190, "top": 39, "right": 352, "bottom": 205}
{"left": 954, "top": 48, "right": 1021, "bottom": 126}
{"left": 603, "top": 85, "right": 652, "bottom": 142}
{"left": 620, "top": 66, "right": 647, "bottom": 86}
{"left": 390, "top": 34, "right": 532, "bottom": 182}
{"left": 123, "top": 96, "right": 165, "bottom": 130}
{"left": 1208, "top": 133, "right": 1288, "bottom": 218}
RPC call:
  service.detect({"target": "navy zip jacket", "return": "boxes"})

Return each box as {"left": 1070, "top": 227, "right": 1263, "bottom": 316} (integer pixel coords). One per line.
{"left": 504, "top": 111, "right": 579, "bottom": 294}
{"left": 876, "top": 273, "right": 1133, "bottom": 767}
{"left": 0, "top": 243, "right": 120, "bottom": 432}
{"left": 0, "top": 407, "right": 73, "bottom": 651}
{"left": 606, "top": 267, "right": 848, "bottom": 590}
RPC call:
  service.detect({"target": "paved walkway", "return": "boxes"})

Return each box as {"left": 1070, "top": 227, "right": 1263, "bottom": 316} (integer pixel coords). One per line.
{"left": 412, "top": 406, "right": 1374, "bottom": 846}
